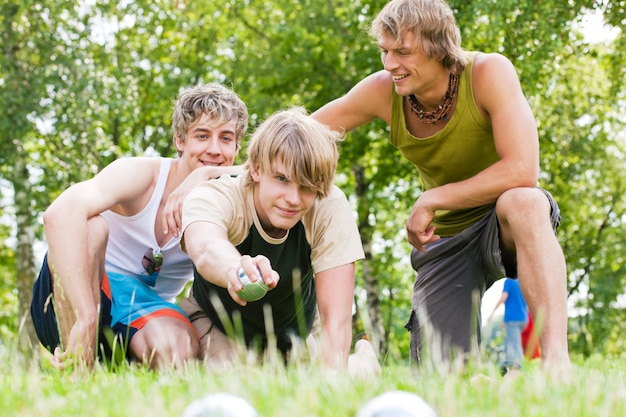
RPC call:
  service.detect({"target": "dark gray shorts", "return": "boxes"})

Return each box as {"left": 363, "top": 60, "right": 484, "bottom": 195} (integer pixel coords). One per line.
{"left": 404, "top": 187, "right": 561, "bottom": 365}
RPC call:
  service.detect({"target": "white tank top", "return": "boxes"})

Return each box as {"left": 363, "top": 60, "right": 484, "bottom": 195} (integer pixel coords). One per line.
{"left": 101, "top": 157, "right": 192, "bottom": 302}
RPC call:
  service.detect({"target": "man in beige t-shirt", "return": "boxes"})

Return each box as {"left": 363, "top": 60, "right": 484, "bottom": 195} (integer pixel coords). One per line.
{"left": 181, "top": 108, "right": 365, "bottom": 369}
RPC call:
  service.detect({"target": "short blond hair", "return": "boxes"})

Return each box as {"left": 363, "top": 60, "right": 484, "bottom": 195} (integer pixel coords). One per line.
{"left": 370, "top": 0, "right": 467, "bottom": 73}
{"left": 243, "top": 107, "right": 341, "bottom": 198}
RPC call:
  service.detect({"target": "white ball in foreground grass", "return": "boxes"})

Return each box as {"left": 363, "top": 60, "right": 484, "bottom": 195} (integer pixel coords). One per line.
{"left": 181, "top": 393, "right": 258, "bottom": 417}
{"left": 356, "top": 390, "right": 437, "bottom": 417}
{"left": 236, "top": 267, "right": 268, "bottom": 302}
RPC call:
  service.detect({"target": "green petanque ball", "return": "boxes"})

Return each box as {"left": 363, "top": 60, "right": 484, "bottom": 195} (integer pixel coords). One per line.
{"left": 237, "top": 267, "right": 269, "bottom": 302}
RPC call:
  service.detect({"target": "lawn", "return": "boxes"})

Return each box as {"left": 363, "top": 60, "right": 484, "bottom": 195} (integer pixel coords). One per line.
{"left": 1, "top": 346, "right": 624, "bottom": 417}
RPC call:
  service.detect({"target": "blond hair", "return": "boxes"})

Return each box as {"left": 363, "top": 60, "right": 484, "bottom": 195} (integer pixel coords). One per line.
{"left": 370, "top": 0, "right": 467, "bottom": 73}
{"left": 243, "top": 107, "right": 341, "bottom": 198}
{"left": 172, "top": 83, "right": 248, "bottom": 155}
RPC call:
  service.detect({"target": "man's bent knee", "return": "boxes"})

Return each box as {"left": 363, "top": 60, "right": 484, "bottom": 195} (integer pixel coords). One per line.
{"left": 130, "top": 318, "right": 200, "bottom": 368}
{"left": 496, "top": 187, "right": 549, "bottom": 214}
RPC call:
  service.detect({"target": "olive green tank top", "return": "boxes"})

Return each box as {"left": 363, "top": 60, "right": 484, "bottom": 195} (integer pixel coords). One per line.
{"left": 390, "top": 52, "right": 498, "bottom": 236}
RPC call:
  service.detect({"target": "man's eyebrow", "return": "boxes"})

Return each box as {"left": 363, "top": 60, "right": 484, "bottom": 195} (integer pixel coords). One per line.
{"left": 190, "top": 126, "right": 236, "bottom": 135}
{"left": 378, "top": 42, "right": 409, "bottom": 51}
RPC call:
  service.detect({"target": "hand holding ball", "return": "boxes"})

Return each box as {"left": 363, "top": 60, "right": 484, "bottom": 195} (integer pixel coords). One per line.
{"left": 236, "top": 267, "right": 269, "bottom": 302}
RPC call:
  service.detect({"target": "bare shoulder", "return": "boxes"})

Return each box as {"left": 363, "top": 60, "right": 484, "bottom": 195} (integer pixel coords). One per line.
{"left": 354, "top": 70, "right": 393, "bottom": 106}
{"left": 472, "top": 52, "right": 520, "bottom": 85}
{"left": 103, "top": 156, "right": 161, "bottom": 171}
{"left": 472, "top": 53, "right": 524, "bottom": 115}
{"left": 49, "top": 157, "right": 164, "bottom": 216}
{"left": 363, "top": 69, "right": 393, "bottom": 89}
{"left": 90, "top": 157, "right": 163, "bottom": 202}
{"left": 98, "top": 156, "right": 161, "bottom": 182}
{"left": 363, "top": 70, "right": 393, "bottom": 123}
{"left": 313, "top": 70, "right": 393, "bottom": 131}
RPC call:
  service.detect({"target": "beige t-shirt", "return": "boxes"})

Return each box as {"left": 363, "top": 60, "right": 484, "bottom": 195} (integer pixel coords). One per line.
{"left": 182, "top": 175, "right": 364, "bottom": 273}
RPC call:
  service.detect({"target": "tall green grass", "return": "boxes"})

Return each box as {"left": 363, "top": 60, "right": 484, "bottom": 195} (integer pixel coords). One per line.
{"left": 1, "top": 345, "right": 625, "bottom": 417}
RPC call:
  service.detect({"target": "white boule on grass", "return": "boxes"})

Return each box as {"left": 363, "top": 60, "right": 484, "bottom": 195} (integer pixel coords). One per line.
{"left": 236, "top": 267, "right": 268, "bottom": 302}
{"left": 181, "top": 393, "right": 258, "bottom": 417}
{"left": 356, "top": 390, "right": 437, "bottom": 417}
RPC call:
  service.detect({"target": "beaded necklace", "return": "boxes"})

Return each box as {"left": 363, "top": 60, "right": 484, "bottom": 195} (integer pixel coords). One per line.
{"left": 408, "top": 72, "right": 459, "bottom": 125}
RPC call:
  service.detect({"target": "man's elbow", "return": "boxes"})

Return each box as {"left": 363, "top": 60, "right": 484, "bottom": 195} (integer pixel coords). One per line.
{"left": 42, "top": 200, "right": 70, "bottom": 232}
{"left": 508, "top": 161, "right": 539, "bottom": 188}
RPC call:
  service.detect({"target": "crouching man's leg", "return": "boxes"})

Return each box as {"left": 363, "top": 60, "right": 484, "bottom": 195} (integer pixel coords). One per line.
{"left": 107, "top": 271, "right": 199, "bottom": 369}
{"left": 129, "top": 314, "right": 200, "bottom": 369}
{"left": 31, "top": 215, "right": 109, "bottom": 370}
{"left": 496, "top": 187, "right": 571, "bottom": 374}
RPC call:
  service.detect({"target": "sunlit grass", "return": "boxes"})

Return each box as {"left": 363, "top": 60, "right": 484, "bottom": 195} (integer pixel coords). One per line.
{"left": 1, "top": 344, "right": 625, "bottom": 417}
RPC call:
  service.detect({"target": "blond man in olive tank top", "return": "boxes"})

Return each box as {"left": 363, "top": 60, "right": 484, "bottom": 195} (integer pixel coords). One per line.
{"left": 313, "top": 0, "right": 570, "bottom": 375}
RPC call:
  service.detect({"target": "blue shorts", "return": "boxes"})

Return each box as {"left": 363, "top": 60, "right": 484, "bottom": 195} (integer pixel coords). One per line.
{"left": 30, "top": 254, "right": 195, "bottom": 360}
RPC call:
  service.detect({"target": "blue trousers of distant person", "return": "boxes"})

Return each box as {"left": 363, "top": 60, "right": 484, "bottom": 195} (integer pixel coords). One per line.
{"left": 504, "top": 321, "right": 527, "bottom": 367}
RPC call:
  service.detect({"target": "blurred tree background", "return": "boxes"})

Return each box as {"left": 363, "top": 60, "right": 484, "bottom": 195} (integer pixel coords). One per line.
{"left": 0, "top": 0, "right": 624, "bottom": 362}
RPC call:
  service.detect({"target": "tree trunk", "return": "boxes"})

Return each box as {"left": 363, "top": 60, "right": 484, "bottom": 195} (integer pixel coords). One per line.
{"left": 353, "top": 163, "right": 386, "bottom": 355}
{"left": 13, "top": 156, "right": 38, "bottom": 355}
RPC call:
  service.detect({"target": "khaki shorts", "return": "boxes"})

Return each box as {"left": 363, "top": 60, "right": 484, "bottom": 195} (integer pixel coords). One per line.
{"left": 179, "top": 289, "right": 241, "bottom": 366}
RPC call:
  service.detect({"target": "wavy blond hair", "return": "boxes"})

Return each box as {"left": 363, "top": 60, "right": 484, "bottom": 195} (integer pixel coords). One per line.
{"left": 370, "top": 0, "right": 467, "bottom": 73}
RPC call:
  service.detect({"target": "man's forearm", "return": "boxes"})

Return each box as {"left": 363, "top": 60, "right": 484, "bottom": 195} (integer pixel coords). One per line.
{"left": 191, "top": 241, "right": 241, "bottom": 288}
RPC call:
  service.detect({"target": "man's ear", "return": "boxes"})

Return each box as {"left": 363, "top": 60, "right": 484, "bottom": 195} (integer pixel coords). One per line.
{"left": 174, "top": 133, "right": 185, "bottom": 152}
{"left": 249, "top": 164, "right": 261, "bottom": 182}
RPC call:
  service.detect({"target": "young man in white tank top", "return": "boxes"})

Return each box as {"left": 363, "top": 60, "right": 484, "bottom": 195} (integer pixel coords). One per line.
{"left": 30, "top": 83, "right": 248, "bottom": 371}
